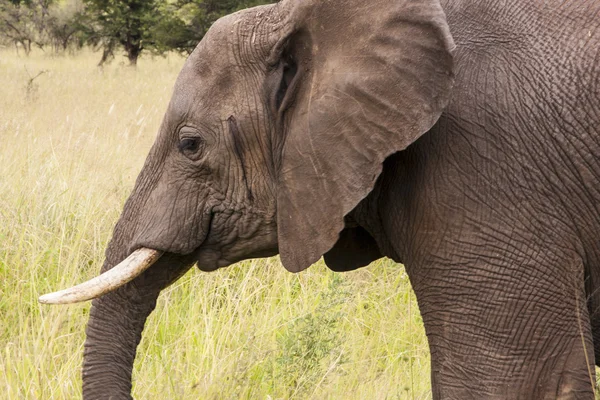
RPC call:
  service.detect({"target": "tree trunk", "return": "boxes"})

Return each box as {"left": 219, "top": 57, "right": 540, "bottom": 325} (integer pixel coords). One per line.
{"left": 98, "top": 40, "right": 116, "bottom": 67}
{"left": 126, "top": 44, "right": 142, "bottom": 67}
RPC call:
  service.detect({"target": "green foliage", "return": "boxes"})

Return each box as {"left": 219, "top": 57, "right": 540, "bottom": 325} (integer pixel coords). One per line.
{"left": 146, "top": 0, "right": 274, "bottom": 55}
{"left": 170, "top": 0, "right": 271, "bottom": 50}
{"left": 145, "top": 2, "right": 191, "bottom": 54}
{"left": 78, "top": 0, "right": 162, "bottom": 65}
{"left": 274, "top": 274, "right": 350, "bottom": 397}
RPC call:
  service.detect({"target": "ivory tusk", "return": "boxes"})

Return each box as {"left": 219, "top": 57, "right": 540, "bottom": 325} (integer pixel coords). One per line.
{"left": 39, "top": 248, "right": 163, "bottom": 305}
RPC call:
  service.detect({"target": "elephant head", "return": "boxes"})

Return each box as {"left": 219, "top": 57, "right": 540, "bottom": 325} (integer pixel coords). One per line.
{"left": 40, "top": 0, "right": 454, "bottom": 397}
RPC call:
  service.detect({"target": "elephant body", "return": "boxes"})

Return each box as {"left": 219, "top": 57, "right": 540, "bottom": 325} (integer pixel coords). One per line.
{"left": 350, "top": 1, "right": 600, "bottom": 397}
{"left": 51, "top": 0, "right": 600, "bottom": 398}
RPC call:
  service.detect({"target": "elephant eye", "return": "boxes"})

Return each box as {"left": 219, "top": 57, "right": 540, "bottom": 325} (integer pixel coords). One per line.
{"left": 178, "top": 136, "right": 205, "bottom": 160}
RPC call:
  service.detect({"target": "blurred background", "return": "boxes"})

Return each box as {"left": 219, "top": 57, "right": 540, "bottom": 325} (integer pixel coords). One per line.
{"left": 0, "top": 1, "right": 430, "bottom": 398}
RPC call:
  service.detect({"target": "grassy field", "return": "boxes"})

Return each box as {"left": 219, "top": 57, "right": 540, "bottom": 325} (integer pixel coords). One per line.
{"left": 0, "top": 50, "right": 430, "bottom": 399}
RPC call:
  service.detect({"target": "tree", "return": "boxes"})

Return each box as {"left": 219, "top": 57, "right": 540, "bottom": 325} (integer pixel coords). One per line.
{"left": 0, "top": 0, "right": 53, "bottom": 54}
{"left": 80, "top": 0, "right": 161, "bottom": 66}
{"left": 0, "top": 0, "right": 83, "bottom": 54}
{"left": 47, "top": 0, "right": 84, "bottom": 52}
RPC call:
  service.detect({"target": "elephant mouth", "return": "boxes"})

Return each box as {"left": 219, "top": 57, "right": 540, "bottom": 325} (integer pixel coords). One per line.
{"left": 39, "top": 210, "right": 215, "bottom": 305}
{"left": 38, "top": 208, "right": 279, "bottom": 305}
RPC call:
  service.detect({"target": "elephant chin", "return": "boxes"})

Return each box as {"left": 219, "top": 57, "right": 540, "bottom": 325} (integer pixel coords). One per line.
{"left": 38, "top": 248, "right": 163, "bottom": 305}
{"left": 193, "top": 241, "right": 279, "bottom": 272}
{"left": 195, "top": 248, "right": 225, "bottom": 272}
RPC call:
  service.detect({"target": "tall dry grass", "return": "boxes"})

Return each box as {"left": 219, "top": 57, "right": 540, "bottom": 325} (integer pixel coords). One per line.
{"left": 0, "top": 49, "right": 430, "bottom": 399}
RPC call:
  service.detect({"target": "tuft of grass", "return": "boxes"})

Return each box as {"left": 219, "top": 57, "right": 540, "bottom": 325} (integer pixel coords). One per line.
{"left": 0, "top": 49, "right": 431, "bottom": 399}
{"left": 272, "top": 274, "right": 349, "bottom": 398}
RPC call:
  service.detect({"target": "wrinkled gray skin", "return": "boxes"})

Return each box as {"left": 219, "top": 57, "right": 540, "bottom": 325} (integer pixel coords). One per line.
{"left": 82, "top": 0, "right": 600, "bottom": 398}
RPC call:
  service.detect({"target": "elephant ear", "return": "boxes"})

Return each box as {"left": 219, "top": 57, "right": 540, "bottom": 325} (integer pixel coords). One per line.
{"left": 275, "top": 0, "right": 455, "bottom": 272}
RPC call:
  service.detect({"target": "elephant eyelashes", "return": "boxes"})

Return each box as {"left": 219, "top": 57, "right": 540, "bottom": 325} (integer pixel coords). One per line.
{"left": 178, "top": 136, "right": 205, "bottom": 161}
{"left": 275, "top": 56, "right": 298, "bottom": 112}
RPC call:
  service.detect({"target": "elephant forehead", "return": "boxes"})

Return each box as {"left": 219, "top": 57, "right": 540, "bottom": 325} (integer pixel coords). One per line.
{"left": 187, "top": 5, "right": 278, "bottom": 71}
{"left": 173, "top": 7, "right": 273, "bottom": 111}
{"left": 176, "top": 30, "right": 234, "bottom": 93}
{"left": 170, "top": 7, "right": 281, "bottom": 121}
{"left": 171, "top": 43, "right": 237, "bottom": 119}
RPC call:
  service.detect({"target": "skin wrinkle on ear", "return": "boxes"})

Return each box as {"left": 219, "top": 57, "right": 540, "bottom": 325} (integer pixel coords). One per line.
{"left": 304, "top": 72, "right": 324, "bottom": 184}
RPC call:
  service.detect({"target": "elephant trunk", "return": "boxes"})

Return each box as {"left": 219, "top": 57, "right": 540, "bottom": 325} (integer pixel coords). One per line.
{"left": 82, "top": 253, "right": 191, "bottom": 399}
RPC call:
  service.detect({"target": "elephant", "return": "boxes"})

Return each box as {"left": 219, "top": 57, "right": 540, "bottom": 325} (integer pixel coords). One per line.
{"left": 40, "top": 0, "right": 600, "bottom": 398}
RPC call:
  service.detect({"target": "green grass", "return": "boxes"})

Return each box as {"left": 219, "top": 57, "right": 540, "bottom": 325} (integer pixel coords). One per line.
{"left": 0, "top": 49, "right": 431, "bottom": 399}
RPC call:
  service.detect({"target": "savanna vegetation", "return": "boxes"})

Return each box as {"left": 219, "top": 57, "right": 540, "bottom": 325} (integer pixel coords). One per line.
{"left": 0, "top": 49, "right": 431, "bottom": 398}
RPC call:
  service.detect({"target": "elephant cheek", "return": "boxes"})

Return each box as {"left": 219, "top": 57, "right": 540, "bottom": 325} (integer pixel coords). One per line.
{"left": 131, "top": 187, "right": 214, "bottom": 255}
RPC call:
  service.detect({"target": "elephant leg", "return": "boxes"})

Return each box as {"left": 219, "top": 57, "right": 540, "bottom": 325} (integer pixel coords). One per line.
{"left": 83, "top": 255, "right": 191, "bottom": 399}
{"left": 408, "top": 247, "right": 595, "bottom": 399}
